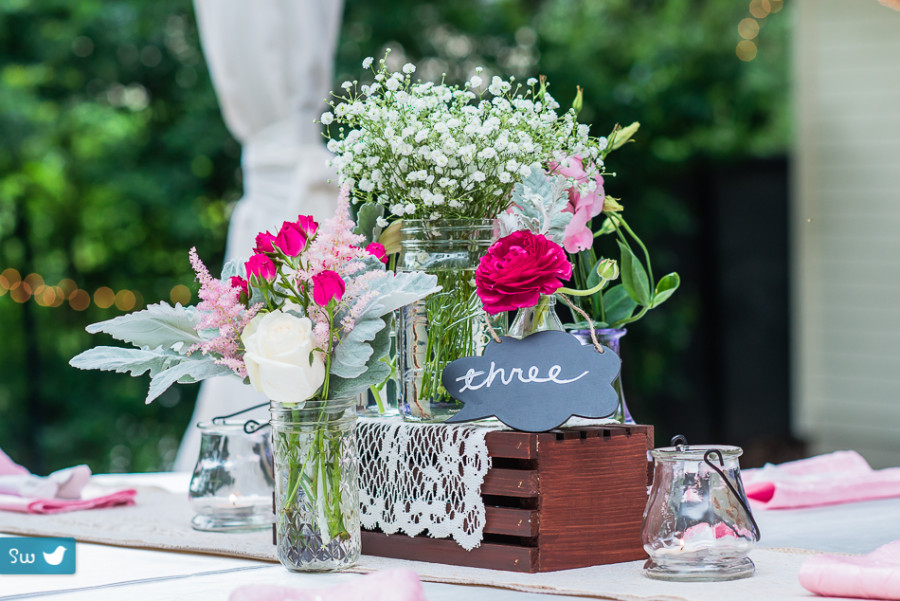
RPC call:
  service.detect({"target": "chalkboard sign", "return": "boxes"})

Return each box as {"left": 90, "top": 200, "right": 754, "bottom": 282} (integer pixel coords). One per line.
{"left": 443, "top": 330, "right": 621, "bottom": 432}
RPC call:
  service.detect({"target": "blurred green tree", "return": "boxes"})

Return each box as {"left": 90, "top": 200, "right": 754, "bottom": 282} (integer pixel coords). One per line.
{"left": 0, "top": 0, "right": 789, "bottom": 472}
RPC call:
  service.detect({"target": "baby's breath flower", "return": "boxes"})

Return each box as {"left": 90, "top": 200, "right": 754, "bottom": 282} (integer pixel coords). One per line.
{"left": 362, "top": 57, "right": 374, "bottom": 69}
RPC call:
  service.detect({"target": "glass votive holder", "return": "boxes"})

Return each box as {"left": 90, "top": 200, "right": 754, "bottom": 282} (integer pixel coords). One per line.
{"left": 188, "top": 420, "right": 274, "bottom": 532}
{"left": 641, "top": 437, "right": 760, "bottom": 582}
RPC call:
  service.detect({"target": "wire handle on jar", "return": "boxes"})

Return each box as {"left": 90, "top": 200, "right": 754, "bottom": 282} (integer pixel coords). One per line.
{"left": 210, "top": 401, "right": 270, "bottom": 434}
{"left": 703, "top": 448, "right": 761, "bottom": 542}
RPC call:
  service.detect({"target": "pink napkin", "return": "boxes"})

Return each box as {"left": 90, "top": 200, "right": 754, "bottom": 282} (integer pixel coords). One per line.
{"left": 0, "top": 448, "right": 136, "bottom": 514}
{"left": 799, "top": 540, "right": 900, "bottom": 600}
{"left": 742, "top": 450, "right": 900, "bottom": 510}
{"left": 229, "top": 569, "right": 426, "bottom": 601}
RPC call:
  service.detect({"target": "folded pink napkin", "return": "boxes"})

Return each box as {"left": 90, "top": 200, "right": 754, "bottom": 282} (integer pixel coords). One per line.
{"left": 229, "top": 569, "right": 426, "bottom": 601}
{"left": 742, "top": 450, "right": 900, "bottom": 510}
{"left": 0, "top": 448, "right": 136, "bottom": 514}
{"left": 799, "top": 540, "right": 900, "bottom": 600}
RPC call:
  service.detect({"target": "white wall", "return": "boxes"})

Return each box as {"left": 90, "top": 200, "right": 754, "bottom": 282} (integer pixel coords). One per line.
{"left": 794, "top": 0, "right": 900, "bottom": 468}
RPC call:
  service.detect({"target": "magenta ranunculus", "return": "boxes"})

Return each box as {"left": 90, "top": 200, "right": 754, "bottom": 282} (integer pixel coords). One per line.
{"left": 245, "top": 253, "right": 276, "bottom": 283}
{"left": 549, "top": 156, "right": 605, "bottom": 253}
{"left": 475, "top": 231, "right": 572, "bottom": 315}
{"left": 365, "top": 242, "right": 388, "bottom": 265}
{"left": 230, "top": 276, "right": 249, "bottom": 299}
{"left": 312, "top": 270, "right": 346, "bottom": 307}
{"left": 274, "top": 221, "right": 307, "bottom": 257}
{"left": 254, "top": 231, "right": 277, "bottom": 254}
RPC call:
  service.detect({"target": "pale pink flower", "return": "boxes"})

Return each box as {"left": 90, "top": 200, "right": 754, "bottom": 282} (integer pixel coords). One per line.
{"left": 549, "top": 156, "right": 605, "bottom": 253}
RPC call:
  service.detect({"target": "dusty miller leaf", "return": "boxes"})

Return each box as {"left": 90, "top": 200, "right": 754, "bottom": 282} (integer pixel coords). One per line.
{"left": 84, "top": 302, "right": 202, "bottom": 353}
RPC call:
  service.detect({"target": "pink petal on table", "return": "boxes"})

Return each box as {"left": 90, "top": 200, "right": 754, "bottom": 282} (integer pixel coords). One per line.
{"left": 229, "top": 569, "right": 426, "bottom": 601}
{"left": 799, "top": 541, "right": 900, "bottom": 600}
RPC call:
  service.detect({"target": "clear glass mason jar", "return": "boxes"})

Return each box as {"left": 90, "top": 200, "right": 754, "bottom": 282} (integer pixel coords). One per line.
{"left": 269, "top": 398, "right": 360, "bottom": 572}
{"left": 571, "top": 327, "right": 633, "bottom": 423}
{"left": 188, "top": 420, "right": 274, "bottom": 532}
{"left": 508, "top": 294, "right": 564, "bottom": 339}
{"left": 397, "top": 219, "right": 504, "bottom": 422}
{"left": 642, "top": 443, "right": 760, "bottom": 582}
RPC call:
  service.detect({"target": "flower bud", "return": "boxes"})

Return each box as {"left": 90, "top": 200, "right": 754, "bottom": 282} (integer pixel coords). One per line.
{"left": 603, "top": 196, "right": 624, "bottom": 213}
{"left": 610, "top": 121, "right": 640, "bottom": 150}
{"left": 595, "top": 258, "right": 619, "bottom": 282}
{"left": 572, "top": 85, "right": 584, "bottom": 115}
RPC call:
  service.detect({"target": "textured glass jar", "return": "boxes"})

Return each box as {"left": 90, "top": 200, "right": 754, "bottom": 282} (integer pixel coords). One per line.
{"left": 508, "top": 294, "right": 564, "bottom": 339}
{"left": 642, "top": 444, "right": 760, "bottom": 582}
{"left": 188, "top": 421, "right": 274, "bottom": 532}
{"left": 270, "top": 398, "right": 360, "bottom": 572}
{"left": 397, "top": 219, "right": 504, "bottom": 422}
{"left": 356, "top": 311, "right": 399, "bottom": 418}
{"left": 571, "top": 327, "right": 633, "bottom": 423}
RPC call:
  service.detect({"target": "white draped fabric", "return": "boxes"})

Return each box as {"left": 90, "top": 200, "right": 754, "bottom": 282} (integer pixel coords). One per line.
{"left": 175, "top": 0, "right": 344, "bottom": 471}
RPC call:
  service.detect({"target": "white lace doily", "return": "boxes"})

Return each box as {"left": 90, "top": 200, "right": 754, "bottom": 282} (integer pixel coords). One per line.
{"left": 358, "top": 417, "right": 498, "bottom": 551}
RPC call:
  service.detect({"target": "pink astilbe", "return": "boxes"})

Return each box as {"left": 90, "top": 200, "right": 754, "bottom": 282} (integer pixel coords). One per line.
{"left": 296, "top": 184, "right": 368, "bottom": 283}
{"left": 188, "top": 248, "right": 260, "bottom": 377}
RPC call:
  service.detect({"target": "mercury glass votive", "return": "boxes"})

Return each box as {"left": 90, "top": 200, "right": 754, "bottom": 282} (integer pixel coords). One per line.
{"left": 188, "top": 420, "right": 274, "bottom": 532}
{"left": 641, "top": 440, "right": 760, "bottom": 582}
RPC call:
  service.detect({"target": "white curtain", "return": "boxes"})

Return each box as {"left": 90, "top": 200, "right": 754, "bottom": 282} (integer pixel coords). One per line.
{"left": 175, "top": 0, "right": 344, "bottom": 471}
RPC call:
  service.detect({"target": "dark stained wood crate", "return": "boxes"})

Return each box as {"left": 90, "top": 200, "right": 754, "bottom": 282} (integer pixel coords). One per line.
{"left": 361, "top": 423, "right": 654, "bottom": 573}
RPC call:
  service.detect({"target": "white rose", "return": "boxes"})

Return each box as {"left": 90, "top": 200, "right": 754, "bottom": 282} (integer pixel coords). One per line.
{"left": 241, "top": 310, "right": 325, "bottom": 404}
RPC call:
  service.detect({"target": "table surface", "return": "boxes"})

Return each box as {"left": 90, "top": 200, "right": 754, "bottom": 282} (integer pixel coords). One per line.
{"left": 2, "top": 472, "right": 898, "bottom": 601}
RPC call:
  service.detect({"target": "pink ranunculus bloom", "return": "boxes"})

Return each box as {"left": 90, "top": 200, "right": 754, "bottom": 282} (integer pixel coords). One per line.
{"left": 295, "top": 215, "right": 319, "bottom": 237}
{"left": 254, "top": 231, "right": 277, "bottom": 254}
{"left": 230, "top": 276, "right": 249, "bottom": 299}
{"left": 549, "top": 156, "right": 605, "bottom": 253}
{"left": 312, "top": 270, "right": 346, "bottom": 307}
{"left": 274, "top": 221, "right": 307, "bottom": 257}
{"left": 245, "top": 253, "right": 276, "bottom": 283}
{"left": 475, "top": 231, "right": 572, "bottom": 315}
{"left": 365, "top": 242, "right": 388, "bottom": 265}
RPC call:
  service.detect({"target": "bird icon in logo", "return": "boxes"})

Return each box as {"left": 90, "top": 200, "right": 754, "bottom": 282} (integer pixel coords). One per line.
{"left": 42, "top": 546, "right": 67, "bottom": 566}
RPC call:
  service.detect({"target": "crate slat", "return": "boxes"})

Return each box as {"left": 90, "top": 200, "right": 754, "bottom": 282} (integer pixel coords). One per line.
{"left": 481, "top": 468, "right": 539, "bottom": 497}
{"left": 361, "top": 531, "right": 538, "bottom": 573}
{"left": 484, "top": 506, "right": 539, "bottom": 537}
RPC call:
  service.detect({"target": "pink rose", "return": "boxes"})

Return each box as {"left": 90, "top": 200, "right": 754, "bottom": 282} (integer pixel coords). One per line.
{"left": 312, "top": 270, "right": 346, "bottom": 307}
{"left": 230, "top": 276, "right": 249, "bottom": 299}
{"left": 274, "top": 221, "right": 307, "bottom": 257}
{"left": 254, "top": 231, "right": 277, "bottom": 254}
{"left": 475, "top": 231, "right": 572, "bottom": 315}
{"left": 365, "top": 242, "right": 388, "bottom": 265}
{"left": 549, "top": 156, "right": 605, "bottom": 253}
{"left": 245, "top": 253, "right": 276, "bottom": 283}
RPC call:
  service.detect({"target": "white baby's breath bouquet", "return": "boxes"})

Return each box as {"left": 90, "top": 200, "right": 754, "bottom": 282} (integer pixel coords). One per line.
{"left": 321, "top": 52, "right": 607, "bottom": 223}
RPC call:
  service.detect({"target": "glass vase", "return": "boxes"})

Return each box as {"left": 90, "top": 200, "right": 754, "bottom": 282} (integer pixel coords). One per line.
{"left": 269, "top": 398, "right": 360, "bottom": 572}
{"left": 571, "top": 327, "right": 634, "bottom": 423}
{"left": 188, "top": 420, "right": 274, "bottom": 532}
{"left": 508, "top": 294, "right": 564, "bottom": 339}
{"left": 397, "top": 219, "right": 504, "bottom": 422}
{"left": 356, "top": 311, "right": 399, "bottom": 418}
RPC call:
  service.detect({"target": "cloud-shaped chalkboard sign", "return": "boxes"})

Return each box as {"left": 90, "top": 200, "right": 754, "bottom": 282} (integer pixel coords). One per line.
{"left": 442, "top": 330, "right": 621, "bottom": 432}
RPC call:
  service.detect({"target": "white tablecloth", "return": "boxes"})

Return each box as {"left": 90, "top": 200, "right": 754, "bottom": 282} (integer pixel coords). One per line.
{"left": 1, "top": 472, "right": 895, "bottom": 601}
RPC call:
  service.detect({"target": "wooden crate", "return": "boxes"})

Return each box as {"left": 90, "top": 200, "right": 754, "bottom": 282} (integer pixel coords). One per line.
{"left": 361, "top": 424, "right": 654, "bottom": 573}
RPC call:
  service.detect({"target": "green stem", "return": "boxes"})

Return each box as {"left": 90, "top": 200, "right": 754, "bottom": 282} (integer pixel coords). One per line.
{"left": 370, "top": 384, "right": 385, "bottom": 414}
{"left": 558, "top": 278, "right": 608, "bottom": 297}
{"left": 611, "top": 213, "right": 655, "bottom": 287}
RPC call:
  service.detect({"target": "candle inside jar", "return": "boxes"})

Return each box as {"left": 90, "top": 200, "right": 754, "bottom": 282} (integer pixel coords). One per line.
{"left": 655, "top": 522, "right": 755, "bottom": 556}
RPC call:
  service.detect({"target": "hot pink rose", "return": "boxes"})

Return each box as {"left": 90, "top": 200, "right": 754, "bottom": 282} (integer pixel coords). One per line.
{"left": 312, "top": 270, "right": 346, "bottom": 307}
{"left": 475, "top": 231, "right": 572, "bottom": 315}
{"left": 549, "top": 156, "right": 605, "bottom": 253}
{"left": 274, "top": 221, "right": 307, "bottom": 257}
{"left": 245, "top": 253, "right": 276, "bottom": 283}
{"left": 295, "top": 215, "right": 318, "bottom": 237}
{"left": 365, "top": 242, "right": 388, "bottom": 265}
{"left": 254, "top": 231, "right": 277, "bottom": 254}
{"left": 230, "top": 276, "right": 249, "bottom": 299}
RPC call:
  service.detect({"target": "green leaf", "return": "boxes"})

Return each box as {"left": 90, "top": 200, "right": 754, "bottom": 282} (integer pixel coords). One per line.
{"left": 353, "top": 202, "right": 385, "bottom": 246}
{"left": 84, "top": 302, "right": 202, "bottom": 353}
{"left": 652, "top": 272, "right": 681, "bottom": 307}
{"left": 69, "top": 346, "right": 183, "bottom": 379}
{"left": 330, "top": 316, "right": 385, "bottom": 379}
{"left": 327, "top": 322, "right": 392, "bottom": 398}
{"left": 617, "top": 241, "right": 651, "bottom": 306}
{"left": 603, "top": 284, "right": 638, "bottom": 326}
{"left": 146, "top": 357, "right": 234, "bottom": 404}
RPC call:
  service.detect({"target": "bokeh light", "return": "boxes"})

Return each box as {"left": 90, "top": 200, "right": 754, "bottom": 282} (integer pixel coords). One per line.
{"left": 58, "top": 278, "right": 77, "bottom": 295}
{"left": 170, "top": 284, "right": 191, "bottom": 306}
{"left": 738, "top": 18, "right": 760, "bottom": 40}
{"left": 69, "top": 289, "right": 90, "bottom": 311}
{"left": 749, "top": 0, "right": 771, "bottom": 19}
{"left": 736, "top": 40, "right": 758, "bottom": 62}
{"left": 10, "top": 281, "right": 32, "bottom": 304}
{"left": 94, "top": 286, "right": 115, "bottom": 309}
{"left": 115, "top": 289, "right": 137, "bottom": 311}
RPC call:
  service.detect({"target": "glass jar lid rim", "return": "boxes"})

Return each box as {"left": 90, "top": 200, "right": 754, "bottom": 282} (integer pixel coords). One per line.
{"left": 196, "top": 419, "right": 258, "bottom": 432}
{"left": 651, "top": 444, "right": 743, "bottom": 459}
